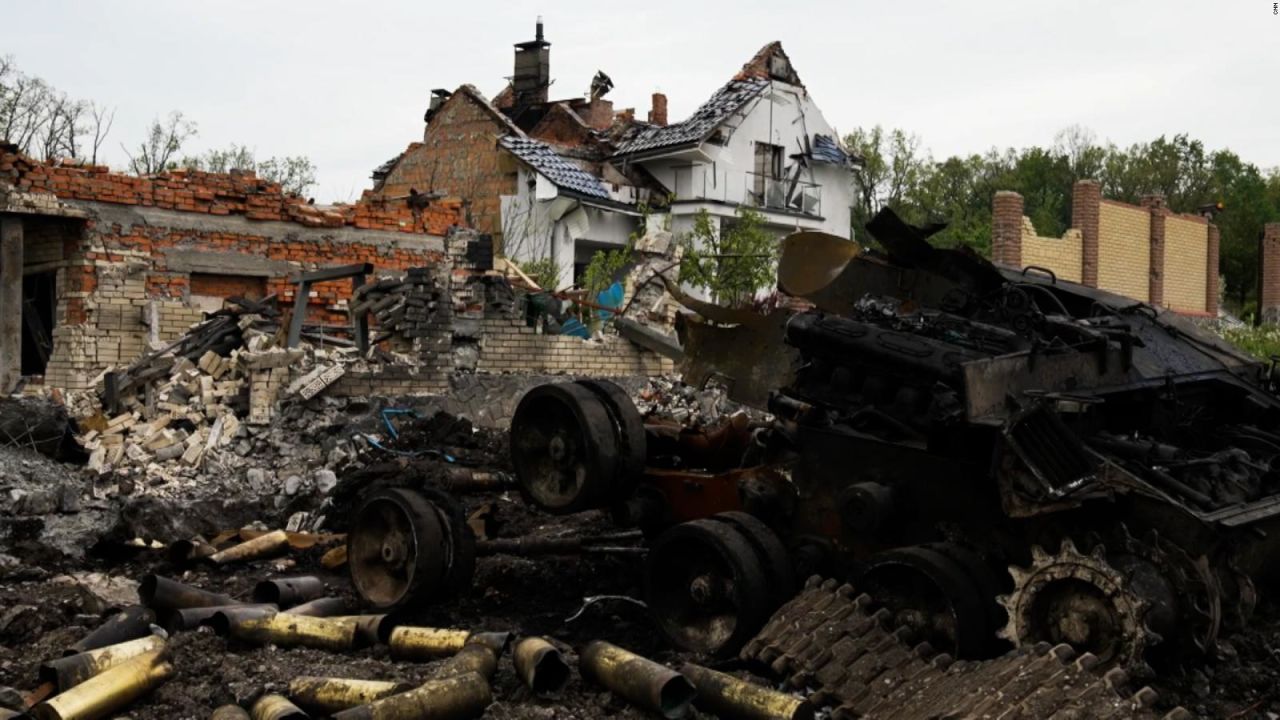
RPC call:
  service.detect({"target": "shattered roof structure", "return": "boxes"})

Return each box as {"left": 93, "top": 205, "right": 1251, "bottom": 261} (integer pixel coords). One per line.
{"left": 811, "top": 134, "right": 857, "bottom": 167}
{"left": 498, "top": 135, "right": 611, "bottom": 199}
{"left": 613, "top": 77, "right": 769, "bottom": 158}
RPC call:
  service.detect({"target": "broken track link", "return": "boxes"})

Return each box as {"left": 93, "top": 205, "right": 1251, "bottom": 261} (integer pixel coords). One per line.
{"left": 741, "top": 577, "right": 1193, "bottom": 720}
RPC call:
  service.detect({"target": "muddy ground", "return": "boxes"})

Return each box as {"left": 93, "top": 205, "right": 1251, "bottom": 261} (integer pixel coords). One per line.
{"left": 3, "top": 415, "right": 1280, "bottom": 719}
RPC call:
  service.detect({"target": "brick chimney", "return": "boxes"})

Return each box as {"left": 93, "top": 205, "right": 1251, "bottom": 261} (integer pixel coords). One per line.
{"left": 648, "top": 93, "right": 668, "bottom": 126}
{"left": 512, "top": 17, "right": 551, "bottom": 107}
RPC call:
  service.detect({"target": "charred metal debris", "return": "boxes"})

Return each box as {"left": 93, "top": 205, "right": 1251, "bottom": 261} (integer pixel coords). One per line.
{"left": 327, "top": 208, "right": 1280, "bottom": 716}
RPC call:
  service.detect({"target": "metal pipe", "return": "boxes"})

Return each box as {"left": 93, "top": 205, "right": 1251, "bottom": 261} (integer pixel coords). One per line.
{"left": 512, "top": 637, "right": 570, "bottom": 695}
{"left": 164, "top": 604, "right": 276, "bottom": 634}
{"left": 63, "top": 606, "right": 156, "bottom": 656}
{"left": 252, "top": 577, "right": 326, "bottom": 608}
{"left": 283, "top": 597, "right": 349, "bottom": 618}
{"left": 228, "top": 612, "right": 358, "bottom": 652}
{"left": 39, "top": 635, "right": 165, "bottom": 692}
{"left": 250, "top": 694, "right": 309, "bottom": 720}
{"left": 579, "top": 641, "right": 695, "bottom": 719}
{"left": 29, "top": 648, "right": 172, "bottom": 720}
{"left": 287, "top": 677, "right": 411, "bottom": 715}
{"left": 138, "top": 575, "right": 236, "bottom": 611}
{"left": 327, "top": 672, "right": 490, "bottom": 720}
{"left": 208, "top": 530, "right": 290, "bottom": 564}
{"left": 210, "top": 705, "right": 251, "bottom": 720}
{"left": 387, "top": 626, "right": 472, "bottom": 660}
{"left": 680, "top": 662, "right": 814, "bottom": 720}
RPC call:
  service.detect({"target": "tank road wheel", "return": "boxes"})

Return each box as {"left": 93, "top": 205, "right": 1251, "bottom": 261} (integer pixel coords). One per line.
{"left": 348, "top": 487, "right": 472, "bottom": 610}
{"left": 999, "top": 539, "right": 1165, "bottom": 667}
{"left": 575, "top": 379, "right": 647, "bottom": 504}
{"left": 645, "top": 518, "right": 772, "bottom": 656}
{"left": 858, "top": 545, "right": 994, "bottom": 659}
{"left": 708, "top": 511, "right": 796, "bottom": 609}
{"left": 510, "top": 383, "right": 619, "bottom": 514}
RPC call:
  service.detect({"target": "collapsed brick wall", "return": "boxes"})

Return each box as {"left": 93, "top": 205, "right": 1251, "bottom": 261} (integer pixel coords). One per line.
{"left": 371, "top": 88, "right": 518, "bottom": 242}
{"left": 0, "top": 145, "right": 461, "bottom": 390}
{"left": 0, "top": 145, "right": 462, "bottom": 234}
{"left": 991, "top": 182, "right": 1215, "bottom": 315}
{"left": 4, "top": 145, "right": 676, "bottom": 396}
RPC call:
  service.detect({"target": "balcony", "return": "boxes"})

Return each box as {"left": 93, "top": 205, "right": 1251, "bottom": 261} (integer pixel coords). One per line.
{"left": 669, "top": 166, "right": 822, "bottom": 218}
{"left": 745, "top": 172, "right": 822, "bottom": 217}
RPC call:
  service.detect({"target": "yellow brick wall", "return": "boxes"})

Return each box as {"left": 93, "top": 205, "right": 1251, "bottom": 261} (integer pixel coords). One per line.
{"left": 1019, "top": 217, "right": 1083, "bottom": 283}
{"left": 1163, "top": 216, "right": 1208, "bottom": 313}
{"left": 477, "top": 315, "right": 674, "bottom": 377}
{"left": 1097, "top": 203, "right": 1150, "bottom": 302}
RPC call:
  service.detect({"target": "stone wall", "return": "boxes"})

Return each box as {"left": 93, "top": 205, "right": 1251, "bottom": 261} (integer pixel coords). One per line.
{"left": 991, "top": 181, "right": 1216, "bottom": 315}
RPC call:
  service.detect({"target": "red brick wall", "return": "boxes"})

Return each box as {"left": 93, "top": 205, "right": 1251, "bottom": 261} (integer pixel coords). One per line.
{"left": 0, "top": 144, "right": 462, "bottom": 235}
{"left": 189, "top": 273, "right": 268, "bottom": 300}
{"left": 374, "top": 89, "right": 517, "bottom": 239}
{"left": 1264, "top": 224, "right": 1280, "bottom": 323}
{"left": 1206, "top": 224, "right": 1220, "bottom": 316}
{"left": 1140, "top": 194, "right": 1169, "bottom": 307}
{"left": 991, "top": 191, "right": 1024, "bottom": 267}
{"left": 1072, "top": 180, "right": 1102, "bottom": 288}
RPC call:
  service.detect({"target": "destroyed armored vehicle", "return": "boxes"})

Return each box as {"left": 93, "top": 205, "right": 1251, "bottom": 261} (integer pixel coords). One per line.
{"left": 349, "top": 209, "right": 1280, "bottom": 677}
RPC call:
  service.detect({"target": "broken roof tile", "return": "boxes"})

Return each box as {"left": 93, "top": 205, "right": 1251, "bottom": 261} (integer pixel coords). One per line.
{"left": 498, "top": 135, "right": 611, "bottom": 199}
{"left": 812, "top": 134, "right": 855, "bottom": 167}
{"left": 612, "top": 77, "right": 769, "bottom": 158}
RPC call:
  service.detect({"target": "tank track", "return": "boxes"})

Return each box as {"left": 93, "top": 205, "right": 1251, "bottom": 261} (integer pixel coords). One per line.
{"left": 741, "top": 577, "right": 1194, "bottom": 719}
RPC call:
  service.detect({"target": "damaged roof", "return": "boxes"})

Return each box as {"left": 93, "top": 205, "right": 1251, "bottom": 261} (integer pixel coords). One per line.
{"left": 811, "top": 134, "right": 858, "bottom": 167}
{"left": 612, "top": 77, "right": 769, "bottom": 158}
{"left": 499, "top": 135, "right": 611, "bottom": 199}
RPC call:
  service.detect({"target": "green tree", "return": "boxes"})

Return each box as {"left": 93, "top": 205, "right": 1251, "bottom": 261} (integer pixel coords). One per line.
{"left": 678, "top": 207, "right": 778, "bottom": 306}
{"left": 181, "top": 143, "right": 318, "bottom": 196}
{"left": 122, "top": 111, "right": 197, "bottom": 175}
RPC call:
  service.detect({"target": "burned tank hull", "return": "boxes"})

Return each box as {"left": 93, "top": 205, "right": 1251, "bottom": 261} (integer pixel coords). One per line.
{"left": 661, "top": 208, "right": 1280, "bottom": 667}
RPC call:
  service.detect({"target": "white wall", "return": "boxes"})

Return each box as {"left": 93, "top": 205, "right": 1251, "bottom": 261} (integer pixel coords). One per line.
{"left": 500, "top": 166, "right": 641, "bottom": 291}
{"left": 640, "top": 80, "right": 854, "bottom": 240}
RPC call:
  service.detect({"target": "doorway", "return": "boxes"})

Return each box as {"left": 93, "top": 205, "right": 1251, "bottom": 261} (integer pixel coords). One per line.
{"left": 21, "top": 271, "right": 56, "bottom": 376}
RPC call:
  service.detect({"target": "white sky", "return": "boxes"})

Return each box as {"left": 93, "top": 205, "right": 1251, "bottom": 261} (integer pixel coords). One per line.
{"left": 6, "top": 0, "right": 1278, "bottom": 203}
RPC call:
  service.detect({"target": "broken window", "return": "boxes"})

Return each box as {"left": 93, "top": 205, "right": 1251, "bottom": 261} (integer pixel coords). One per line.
{"left": 752, "top": 143, "right": 784, "bottom": 203}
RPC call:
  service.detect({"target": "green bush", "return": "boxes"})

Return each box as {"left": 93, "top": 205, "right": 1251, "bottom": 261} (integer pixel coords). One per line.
{"left": 1218, "top": 323, "right": 1280, "bottom": 360}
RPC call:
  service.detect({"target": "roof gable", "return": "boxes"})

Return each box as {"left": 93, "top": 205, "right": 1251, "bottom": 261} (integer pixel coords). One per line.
{"left": 736, "top": 41, "right": 804, "bottom": 87}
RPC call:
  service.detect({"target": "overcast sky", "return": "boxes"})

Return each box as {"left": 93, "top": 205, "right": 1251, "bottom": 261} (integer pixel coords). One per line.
{"left": 6, "top": 1, "right": 1278, "bottom": 202}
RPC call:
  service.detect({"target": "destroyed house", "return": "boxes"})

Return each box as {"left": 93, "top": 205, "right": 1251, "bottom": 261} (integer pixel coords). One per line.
{"left": 370, "top": 20, "right": 859, "bottom": 291}
{"left": 0, "top": 144, "right": 463, "bottom": 393}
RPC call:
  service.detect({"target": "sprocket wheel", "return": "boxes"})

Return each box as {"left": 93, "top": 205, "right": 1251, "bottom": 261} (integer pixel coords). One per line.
{"left": 998, "top": 539, "right": 1158, "bottom": 667}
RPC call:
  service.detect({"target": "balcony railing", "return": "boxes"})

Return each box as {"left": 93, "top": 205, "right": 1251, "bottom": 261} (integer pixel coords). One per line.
{"left": 669, "top": 168, "right": 824, "bottom": 218}
{"left": 745, "top": 172, "right": 822, "bottom": 217}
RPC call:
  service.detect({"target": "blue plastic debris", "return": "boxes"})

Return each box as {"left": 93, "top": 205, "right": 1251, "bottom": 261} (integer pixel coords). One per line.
{"left": 559, "top": 317, "right": 590, "bottom": 338}
{"left": 596, "top": 282, "right": 623, "bottom": 321}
